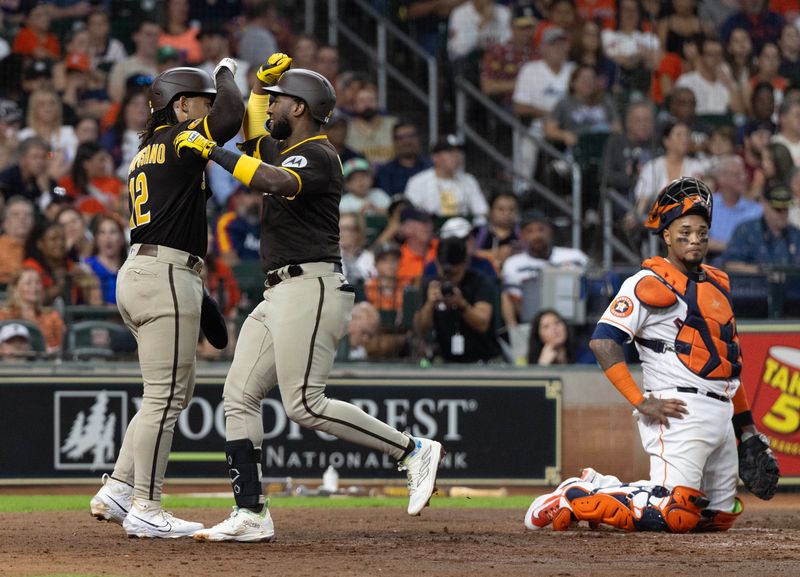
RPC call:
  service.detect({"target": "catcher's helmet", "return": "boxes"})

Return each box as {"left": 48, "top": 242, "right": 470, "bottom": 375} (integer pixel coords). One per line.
{"left": 148, "top": 67, "right": 216, "bottom": 112}
{"left": 645, "top": 177, "right": 713, "bottom": 234}
{"left": 262, "top": 69, "right": 336, "bottom": 124}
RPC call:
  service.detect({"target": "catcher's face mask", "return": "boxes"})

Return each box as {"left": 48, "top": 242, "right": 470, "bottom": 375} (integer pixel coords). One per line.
{"left": 645, "top": 177, "right": 713, "bottom": 234}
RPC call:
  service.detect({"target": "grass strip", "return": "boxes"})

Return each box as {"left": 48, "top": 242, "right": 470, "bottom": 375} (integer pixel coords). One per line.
{"left": 0, "top": 493, "right": 534, "bottom": 513}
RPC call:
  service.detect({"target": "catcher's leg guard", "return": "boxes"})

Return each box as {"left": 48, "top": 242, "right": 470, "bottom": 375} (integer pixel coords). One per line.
{"left": 693, "top": 498, "right": 743, "bottom": 532}
{"left": 658, "top": 486, "right": 709, "bottom": 533}
{"left": 564, "top": 486, "right": 638, "bottom": 531}
{"left": 225, "top": 439, "right": 263, "bottom": 510}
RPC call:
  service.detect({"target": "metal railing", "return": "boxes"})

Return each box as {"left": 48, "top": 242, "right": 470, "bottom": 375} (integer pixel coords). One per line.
{"left": 453, "top": 77, "right": 582, "bottom": 249}
{"left": 311, "top": 0, "right": 439, "bottom": 145}
{"left": 602, "top": 187, "right": 655, "bottom": 268}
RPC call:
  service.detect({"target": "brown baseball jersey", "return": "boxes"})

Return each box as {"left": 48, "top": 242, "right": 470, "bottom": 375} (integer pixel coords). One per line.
{"left": 241, "top": 134, "right": 343, "bottom": 271}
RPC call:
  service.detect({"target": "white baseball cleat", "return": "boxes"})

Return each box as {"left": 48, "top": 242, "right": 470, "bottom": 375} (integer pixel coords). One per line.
{"left": 399, "top": 435, "right": 444, "bottom": 516}
{"left": 524, "top": 477, "right": 580, "bottom": 530}
{"left": 123, "top": 499, "right": 204, "bottom": 539}
{"left": 90, "top": 474, "right": 133, "bottom": 525}
{"left": 193, "top": 506, "right": 275, "bottom": 542}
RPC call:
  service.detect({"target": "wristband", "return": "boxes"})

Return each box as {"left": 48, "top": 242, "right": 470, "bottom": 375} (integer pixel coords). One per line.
{"left": 604, "top": 361, "right": 645, "bottom": 406}
{"left": 209, "top": 147, "right": 261, "bottom": 187}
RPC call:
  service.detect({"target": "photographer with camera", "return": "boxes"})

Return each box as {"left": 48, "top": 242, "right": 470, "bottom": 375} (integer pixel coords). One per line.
{"left": 413, "top": 237, "right": 501, "bottom": 363}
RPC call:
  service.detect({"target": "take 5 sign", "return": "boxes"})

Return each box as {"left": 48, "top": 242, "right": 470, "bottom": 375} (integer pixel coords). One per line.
{"left": 739, "top": 323, "right": 800, "bottom": 482}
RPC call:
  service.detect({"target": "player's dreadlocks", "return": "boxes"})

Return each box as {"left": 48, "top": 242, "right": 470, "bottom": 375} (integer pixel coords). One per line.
{"left": 139, "top": 107, "right": 178, "bottom": 149}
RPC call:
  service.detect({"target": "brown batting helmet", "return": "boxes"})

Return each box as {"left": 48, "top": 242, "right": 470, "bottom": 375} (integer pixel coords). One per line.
{"left": 262, "top": 69, "right": 336, "bottom": 124}
{"left": 148, "top": 67, "right": 216, "bottom": 112}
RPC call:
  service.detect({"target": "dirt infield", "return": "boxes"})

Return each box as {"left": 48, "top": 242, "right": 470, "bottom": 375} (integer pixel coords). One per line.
{"left": 2, "top": 494, "right": 800, "bottom": 577}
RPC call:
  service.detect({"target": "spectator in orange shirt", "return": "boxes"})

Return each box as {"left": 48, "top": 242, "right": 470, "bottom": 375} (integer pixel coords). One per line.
{"left": 12, "top": 4, "right": 60, "bottom": 60}
{"left": 365, "top": 242, "right": 404, "bottom": 315}
{"left": 58, "top": 141, "right": 122, "bottom": 217}
{"left": 396, "top": 206, "right": 437, "bottom": 288}
{"left": 159, "top": 0, "right": 202, "bottom": 64}
{"left": 0, "top": 267, "right": 65, "bottom": 352}
{"left": 0, "top": 197, "right": 35, "bottom": 284}
{"left": 23, "top": 220, "right": 101, "bottom": 305}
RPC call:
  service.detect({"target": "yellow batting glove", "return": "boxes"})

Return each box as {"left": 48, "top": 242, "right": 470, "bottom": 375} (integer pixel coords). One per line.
{"left": 257, "top": 52, "right": 292, "bottom": 85}
{"left": 174, "top": 130, "right": 216, "bottom": 160}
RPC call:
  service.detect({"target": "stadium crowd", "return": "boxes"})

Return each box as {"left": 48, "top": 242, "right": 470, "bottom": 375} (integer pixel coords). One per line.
{"left": 0, "top": 0, "right": 799, "bottom": 365}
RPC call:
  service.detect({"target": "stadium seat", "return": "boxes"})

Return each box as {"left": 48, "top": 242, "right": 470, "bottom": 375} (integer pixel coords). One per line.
{"left": 231, "top": 261, "right": 265, "bottom": 309}
{"left": 64, "top": 321, "right": 136, "bottom": 361}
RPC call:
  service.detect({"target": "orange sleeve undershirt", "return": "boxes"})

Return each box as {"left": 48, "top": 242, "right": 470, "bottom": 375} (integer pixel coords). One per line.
{"left": 604, "top": 361, "right": 645, "bottom": 406}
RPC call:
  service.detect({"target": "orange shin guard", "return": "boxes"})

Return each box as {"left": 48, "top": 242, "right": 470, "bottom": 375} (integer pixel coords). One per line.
{"left": 569, "top": 492, "right": 638, "bottom": 532}
{"left": 693, "top": 498, "right": 743, "bottom": 532}
{"left": 659, "top": 486, "right": 708, "bottom": 533}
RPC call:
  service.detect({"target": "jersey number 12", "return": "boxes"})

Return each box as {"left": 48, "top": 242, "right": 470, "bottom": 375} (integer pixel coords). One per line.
{"left": 129, "top": 173, "right": 151, "bottom": 229}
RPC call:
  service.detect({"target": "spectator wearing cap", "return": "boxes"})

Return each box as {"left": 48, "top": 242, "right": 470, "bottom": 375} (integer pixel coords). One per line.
{"left": 397, "top": 206, "right": 437, "bottom": 288}
{"left": 87, "top": 8, "right": 127, "bottom": 70}
{"left": 771, "top": 99, "right": 800, "bottom": 165}
{"left": 423, "top": 216, "right": 497, "bottom": 280}
{"left": 374, "top": 120, "right": 432, "bottom": 196}
{"left": 404, "top": 135, "right": 489, "bottom": 220}
{"left": 413, "top": 236, "right": 501, "bottom": 363}
{"left": 18, "top": 89, "right": 78, "bottom": 179}
{"left": 108, "top": 19, "right": 160, "bottom": 102}
{"left": 197, "top": 24, "right": 249, "bottom": 96}
{"left": 480, "top": 5, "right": 537, "bottom": 108}
{"left": 0, "top": 268, "right": 65, "bottom": 353}
{"left": 339, "top": 212, "right": 376, "bottom": 284}
{"left": 237, "top": 0, "right": 279, "bottom": 68}
{"left": 0, "top": 99, "right": 23, "bottom": 171}
{"left": 789, "top": 168, "right": 800, "bottom": 230}
{"left": 215, "top": 187, "right": 262, "bottom": 267}
{"left": 340, "top": 158, "right": 391, "bottom": 216}
{"left": 12, "top": 3, "right": 60, "bottom": 60}
{"left": 345, "top": 83, "right": 398, "bottom": 166}
{"left": 721, "top": 185, "right": 800, "bottom": 272}
{"left": 365, "top": 242, "right": 404, "bottom": 317}
{"left": 59, "top": 48, "right": 112, "bottom": 122}
{"left": 159, "top": 0, "right": 202, "bottom": 64}
{"left": 512, "top": 26, "right": 574, "bottom": 186}
{"left": 22, "top": 59, "right": 54, "bottom": 101}
{"left": 472, "top": 191, "right": 521, "bottom": 273}
{"left": 0, "top": 197, "right": 35, "bottom": 284}
{"left": 0, "top": 322, "right": 33, "bottom": 361}
{"left": 501, "top": 210, "right": 588, "bottom": 327}
{"left": 323, "top": 110, "right": 363, "bottom": 165}
{"left": 447, "top": 0, "right": 511, "bottom": 62}
{"left": 708, "top": 156, "right": 763, "bottom": 257}
{"left": 0, "top": 137, "right": 55, "bottom": 204}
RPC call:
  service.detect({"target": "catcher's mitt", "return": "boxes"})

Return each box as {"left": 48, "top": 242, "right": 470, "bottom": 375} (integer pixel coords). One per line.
{"left": 738, "top": 433, "right": 779, "bottom": 500}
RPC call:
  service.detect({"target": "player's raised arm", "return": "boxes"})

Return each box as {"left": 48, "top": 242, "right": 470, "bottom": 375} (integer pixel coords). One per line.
{"left": 204, "top": 58, "right": 245, "bottom": 144}
{"left": 243, "top": 53, "right": 292, "bottom": 140}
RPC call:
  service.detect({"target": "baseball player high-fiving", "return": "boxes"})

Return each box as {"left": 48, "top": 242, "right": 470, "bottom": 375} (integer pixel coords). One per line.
{"left": 524, "top": 177, "right": 779, "bottom": 533}
{"left": 173, "top": 54, "right": 444, "bottom": 542}
{"left": 89, "top": 60, "right": 244, "bottom": 538}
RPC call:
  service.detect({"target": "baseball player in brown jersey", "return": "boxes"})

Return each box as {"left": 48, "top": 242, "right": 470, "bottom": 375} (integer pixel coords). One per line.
{"left": 173, "top": 55, "right": 444, "bottom": 542}
{"left": 89, "top": 60, "right": 244, "bottom": 538}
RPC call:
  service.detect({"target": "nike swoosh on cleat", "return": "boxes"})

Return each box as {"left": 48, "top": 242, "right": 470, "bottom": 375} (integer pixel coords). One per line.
{"left": 130, "top": 514, "right": 172, "bottom": 532}
{"left": 108, "top": 496, "right": 129, "bottom": 514}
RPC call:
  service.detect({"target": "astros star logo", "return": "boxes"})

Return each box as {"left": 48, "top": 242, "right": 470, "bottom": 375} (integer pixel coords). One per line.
{"left": 611, "top": 296, "right": 634, "bottom": 318}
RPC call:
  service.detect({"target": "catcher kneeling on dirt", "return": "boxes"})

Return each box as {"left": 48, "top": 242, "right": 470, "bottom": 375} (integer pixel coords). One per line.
{"left": 525, "top": 177, "right": 780, "bottom": 533}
